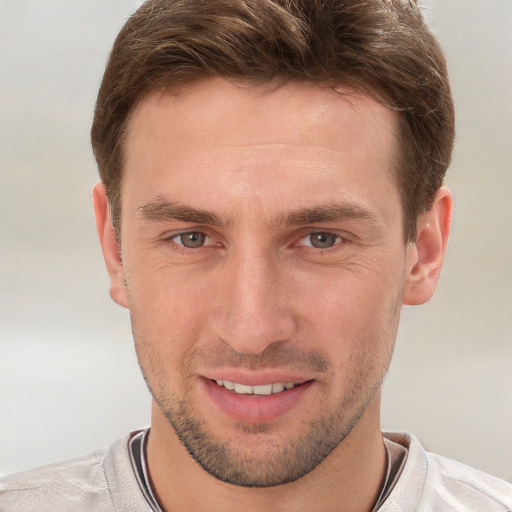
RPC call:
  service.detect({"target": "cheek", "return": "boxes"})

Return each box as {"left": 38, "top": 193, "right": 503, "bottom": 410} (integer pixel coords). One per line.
{"left": 124, "top": 261, "right": 215, "bottom": 373}
{"left": 295, "top": 265, "right": 403, "bottom": 362}
{"left": 128, "top": 284, "right": 205, "bottom": 401}
{"left": 126, "top": 254, "right": 212, "bottom": 318}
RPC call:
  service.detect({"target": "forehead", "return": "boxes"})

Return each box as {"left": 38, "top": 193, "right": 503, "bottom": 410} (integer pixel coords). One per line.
{"left": 127, "top": 78, "right": 397, "bottom": 154}
{"left": 122, "top": 78, "right": 400, "bottom": 224}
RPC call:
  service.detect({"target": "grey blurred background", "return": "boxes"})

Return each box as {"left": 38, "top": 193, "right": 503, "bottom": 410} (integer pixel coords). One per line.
{"left": 0, "top": 0, "right": 511, "bottom": 481}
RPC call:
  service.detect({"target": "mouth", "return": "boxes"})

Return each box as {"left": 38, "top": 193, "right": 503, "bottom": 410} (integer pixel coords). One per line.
{"left": 214, "top": 379, "right": 304, "bottom": 395}
{"left": 202, "top": 377, "right": 314, "bottom": 423}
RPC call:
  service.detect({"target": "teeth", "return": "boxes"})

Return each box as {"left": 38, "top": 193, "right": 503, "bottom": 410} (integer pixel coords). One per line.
{"left": 253, "top": 384, "right": 273, "bottom": 395}
{"left": 234, "top": 383, "right": 253, "bottom": 394}
{"left": 272, "top": 382, "right": 285, "bottom": 393}
{"left": 215, "top": 380, "right": 300, "bottom": 395}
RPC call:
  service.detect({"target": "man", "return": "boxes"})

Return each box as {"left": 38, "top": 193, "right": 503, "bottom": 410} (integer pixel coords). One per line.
{"left": 1, "top": 0, "right": 511, "bottom": 510}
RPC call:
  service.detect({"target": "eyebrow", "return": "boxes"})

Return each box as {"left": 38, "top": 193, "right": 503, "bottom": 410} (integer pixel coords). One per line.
{"left": 283, "top": 204, "right": 380, "bottom": 226}
{"left": 138, "top": 201, "right": 224, "bottom": 226}
{"left": 137, "top": 199, "right": 379, "bottom": 228}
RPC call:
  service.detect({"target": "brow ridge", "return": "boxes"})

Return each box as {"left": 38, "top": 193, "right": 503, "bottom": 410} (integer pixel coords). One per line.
{"left": 138, "top": 199, "right": 379, "bottom": 228}
{"left": 283, "top": 204, "right": 379, "bottom": 226}
{"left": 138, "top": 200, "right": 224, "bottom": 226}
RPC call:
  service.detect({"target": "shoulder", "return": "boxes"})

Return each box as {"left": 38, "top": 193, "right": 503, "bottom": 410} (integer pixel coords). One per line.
{"left": 423, "top": 449, "right": 512, "bottom": 511}
{"left": 0, "top": 448, "right": 112, "bottom": 512}
{"left": 382, "top": 432, "right": 512, "bottom": 512}
{"left": 0, "top": 431, "right": 150, "bottom": 512}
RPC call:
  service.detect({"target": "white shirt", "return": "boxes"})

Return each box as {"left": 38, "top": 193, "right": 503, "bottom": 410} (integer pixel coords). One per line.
{"left": 1, "top": 430, "right": 511, "bottom": 511}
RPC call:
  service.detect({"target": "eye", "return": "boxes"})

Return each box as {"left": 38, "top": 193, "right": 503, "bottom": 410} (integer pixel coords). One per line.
{"left": 172, "top": 231, "right": 210, "bottom": 248}
{"left": 301, "top": 232, "right": 342, "bottom": 249}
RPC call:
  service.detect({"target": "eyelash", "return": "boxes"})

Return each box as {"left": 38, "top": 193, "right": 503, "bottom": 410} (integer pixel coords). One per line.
{"left": 298, "top": 232, "right": 344, "bottom": 250}
{"left": 164, "top": 231, "right": 217, "bottom": 253}
{"left": 163, "top": 230, "right": 348, "bottom": 255}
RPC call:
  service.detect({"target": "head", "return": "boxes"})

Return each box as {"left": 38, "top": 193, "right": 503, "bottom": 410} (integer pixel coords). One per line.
{"left": 92, "top": 0, "right": 454, "bottom": 490}
{"left": 91, "top": 0, "right": 454, "bottom": 243}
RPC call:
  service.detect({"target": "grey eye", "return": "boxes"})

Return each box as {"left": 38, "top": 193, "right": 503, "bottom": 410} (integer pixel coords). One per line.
{"left": 307, "top": 232, "right": 340, "bottom": 249}
{"left": 178, "top": 232, "right": 207, "bottom": 248}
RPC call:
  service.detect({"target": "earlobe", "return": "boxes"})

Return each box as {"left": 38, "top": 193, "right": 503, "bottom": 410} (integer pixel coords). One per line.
{"left": 92, "top": 182, "right": 129, "bottom": 308}
{"left": 402, "top": 186, "right": 453, "bottom": 306}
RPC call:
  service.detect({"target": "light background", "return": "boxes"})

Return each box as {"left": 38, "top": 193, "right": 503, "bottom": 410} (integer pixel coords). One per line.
{"left": 1, "top": 0, "right": 511, "bottom": 481}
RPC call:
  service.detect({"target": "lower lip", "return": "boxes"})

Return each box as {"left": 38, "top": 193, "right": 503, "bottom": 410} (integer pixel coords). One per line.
{"left": 201, "top": 378, "right": 314, "bottom": 424}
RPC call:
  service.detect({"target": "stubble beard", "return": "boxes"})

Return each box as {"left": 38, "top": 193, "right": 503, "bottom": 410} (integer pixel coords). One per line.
{"left": 128, "top": 276, "right": 402, "bottom": 488}
{"left": 136, "top": 341, "right": 392, "bottom": 488}
{"left": 156, "top": 384, "right": 382, "bottom": 487}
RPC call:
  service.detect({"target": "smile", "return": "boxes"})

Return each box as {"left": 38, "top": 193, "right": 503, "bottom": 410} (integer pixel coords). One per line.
{"left": 214, "top": 380, "right": 303, "bottom": 395}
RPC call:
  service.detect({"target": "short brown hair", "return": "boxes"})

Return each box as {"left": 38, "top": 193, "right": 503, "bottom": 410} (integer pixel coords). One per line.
{"left": 91, "top": 0, "right": 454, "bottom": 241}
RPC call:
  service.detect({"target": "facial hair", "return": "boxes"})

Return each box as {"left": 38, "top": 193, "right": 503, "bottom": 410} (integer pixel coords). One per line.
{"left": 136, "top": 339, "right": 392, "bottom": 488}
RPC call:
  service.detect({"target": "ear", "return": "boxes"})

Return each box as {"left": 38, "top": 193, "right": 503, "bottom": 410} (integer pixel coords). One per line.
{"left": 92, "top": 182, "right": 129, "bottom": 308}
{"left": 402, "top": 186, "right": 453, "bottom": 306}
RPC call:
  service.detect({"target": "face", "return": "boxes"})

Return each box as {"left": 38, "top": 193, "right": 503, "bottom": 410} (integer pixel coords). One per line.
{"left": 108, "top": 78, "right": 412, "bottom": 486}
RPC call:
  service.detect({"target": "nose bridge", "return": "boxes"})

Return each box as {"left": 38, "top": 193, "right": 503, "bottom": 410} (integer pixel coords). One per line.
{"left": 214, "top": 242, "right": 296, "bottom": 354}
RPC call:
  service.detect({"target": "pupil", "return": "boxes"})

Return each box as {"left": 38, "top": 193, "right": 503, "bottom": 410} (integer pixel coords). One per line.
{"left": 181, "top": 232, "right": 205, "bottom": 248}
{"left": 311, "top": 233, "right": 336, "bottom": 248}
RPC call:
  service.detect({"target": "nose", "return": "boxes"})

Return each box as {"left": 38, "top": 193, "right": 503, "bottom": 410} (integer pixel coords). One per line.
{"left": 211, "top": 248, "right": 298, "bottom": 355}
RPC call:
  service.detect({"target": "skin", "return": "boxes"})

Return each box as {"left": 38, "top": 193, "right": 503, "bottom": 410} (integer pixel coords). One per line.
{"left": 94, "top": 78, "right": 452, "bottom": 512}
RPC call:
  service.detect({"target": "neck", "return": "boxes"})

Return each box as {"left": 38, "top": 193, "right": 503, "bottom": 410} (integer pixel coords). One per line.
{"left": 146, "top": 393, "right": 386, "bottom": 512}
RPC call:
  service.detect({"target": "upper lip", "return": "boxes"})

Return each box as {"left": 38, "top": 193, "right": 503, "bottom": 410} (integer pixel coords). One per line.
{"left": 200, "top": 370, "right": 313, "bottom": 387}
